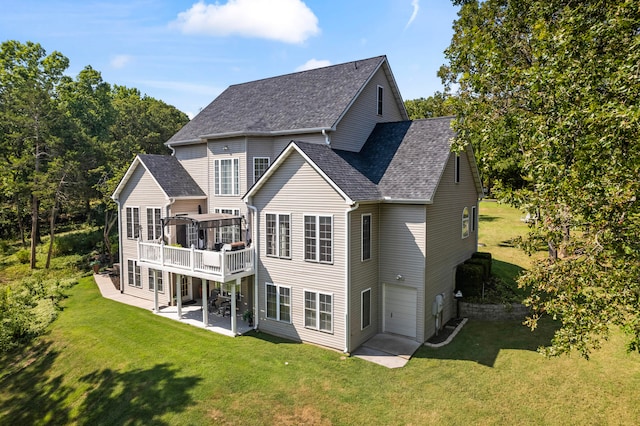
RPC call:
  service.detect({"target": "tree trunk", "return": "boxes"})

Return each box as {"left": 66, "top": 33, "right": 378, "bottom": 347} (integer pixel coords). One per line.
{"left": 30, "top": 194, "right": 38, "bottom": 269}
{"left": 45, "top": 203, "right": 57, "bottom": 269}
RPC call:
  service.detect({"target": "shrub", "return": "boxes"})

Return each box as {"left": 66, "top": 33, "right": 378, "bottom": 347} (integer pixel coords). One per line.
{"left": 15, "top": 249, "right": 30, "bottom": 264}
{"left": 53, "top": 229, "right": 102, "bottom": 256}
{"left": 466, "top": 258, "right": 491, "bottom": 280}
{"left": 456, "top": 262, "right": 484, "bottom": 298}
{"left": 472, "top": 251, "right": 492, "bottom": 275}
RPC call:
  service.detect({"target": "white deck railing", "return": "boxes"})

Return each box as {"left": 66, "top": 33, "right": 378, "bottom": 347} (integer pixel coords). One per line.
{"left": 138, "top": 241, "right": 254, "bottom": 280}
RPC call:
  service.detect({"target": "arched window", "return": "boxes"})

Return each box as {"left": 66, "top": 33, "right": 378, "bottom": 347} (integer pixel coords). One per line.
{"left": 462, "top": 207, "right": 470, "bottom": 239}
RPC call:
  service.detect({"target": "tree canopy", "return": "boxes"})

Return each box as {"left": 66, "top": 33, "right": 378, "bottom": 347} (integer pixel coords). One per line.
{"left": 0, "top": 40, "right": 189, "bottom": 266}
{"left": 442, "top": 0, "right": 640, "bottom": 357}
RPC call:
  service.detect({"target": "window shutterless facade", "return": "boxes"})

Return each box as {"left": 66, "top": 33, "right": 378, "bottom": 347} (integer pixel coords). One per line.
{"left": 304, "top": 215, "right": 333, "bottom": 263}
{"left": 266, "top": 283, "right": 291, "bottom": 322}
{"left": 214, "top": 158, "right": 240, "bottom": 196}
{"left": 454, "top": 154, "right": 461, "bottom": 183}
{"left": 361, "top": 213, "right": 371, "bottom": 261}
{"left": 304, "top": 290, "right": 333, "bottom": 333}
{"left": 148, "top": 268, "right": 163, "bottom": 293}
{"left": 126, "top": 207, "right": 140, "bottom": 239}
{"left": 471, "top": 206, "right": 477, "bottom": 232}
{"left": 127, "top": 259, "right": 141, "bottom": 287}
{"left": 377, "top": 85, "right": 384, "bottom": 115}
{"left": 253, "top": 157, "right": 270, "bottom": 183}
{"left": 146, "top": 207, "right": 161, "bottom": 240}
{"left": 462, "top": 207, "right": 470, "bottom": 239}
{"left": 361, "top": 288, "right": 371, "bottom": 329}
{"left": 266, "top": 213, "right": 291, "bottom": 258}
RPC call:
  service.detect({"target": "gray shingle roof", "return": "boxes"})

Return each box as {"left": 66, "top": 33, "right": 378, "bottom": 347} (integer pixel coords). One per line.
{"left": 167, "top": 56, "right": 388, "bottom": 144}
{"left": 292, "top": 141, "right": 381, "bottom": 202}
{"left": 335, "top": 117, "right": 455, "bottom": 202}
{"left": 137, "top": 154, "right": 206, "bottom": 198}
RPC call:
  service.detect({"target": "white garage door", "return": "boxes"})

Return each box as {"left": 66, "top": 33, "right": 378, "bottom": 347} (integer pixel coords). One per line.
{"left": 384, "top": 284, "right": 417, "bottom": 338}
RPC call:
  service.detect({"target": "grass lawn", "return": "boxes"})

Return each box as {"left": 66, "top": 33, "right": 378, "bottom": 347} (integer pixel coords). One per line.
{"left": 1, "top": 205, "right": 639, "bottom": 424}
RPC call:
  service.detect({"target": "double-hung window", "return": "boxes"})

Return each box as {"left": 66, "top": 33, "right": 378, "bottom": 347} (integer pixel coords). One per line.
{"left": 126, "top": 207, "right": 140, "bottom": 239}
{"left": 253, "top": 157, "right": 270, "bottom": 183}
{"left": 362, "top": 214, "right": 371, "bottom": 261}
{"left": 147, "top": 208, "right": 161, "bottom": 240}
{"left": 304, "top": 215, "right": 332, "bottom": 263}
{"left": 304, "top": 290, "right": 333, "bottom": 333}
{"left": 148, "top": 269, "right": 163, "bottom": 293}
{"left": 266, "top": 213, "right": 290, "bottom": 258}
{"left": 214, "top": 158, "right": 240, "bottom": 196}
{"left": 266, "top": 283, "right": 291, "bottom": 322}
{"left": 127, "top": 259, "right": 141, "bottom": 288}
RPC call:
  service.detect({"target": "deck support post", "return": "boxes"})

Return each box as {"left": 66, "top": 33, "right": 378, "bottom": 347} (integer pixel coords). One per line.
{"left": 176, "top": 274, "right": 182, "bottom": 319}
{"left": 231, "top": 278, "right": 238, "bottom": 335}
{"left": 154, "top": 271, "right": 159, "bottom": 312}
{"left": 202, "top": 279, "right": 208, "bottom": 327}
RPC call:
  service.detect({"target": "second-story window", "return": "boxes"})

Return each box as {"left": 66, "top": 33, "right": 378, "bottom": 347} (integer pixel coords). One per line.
{"left": 253, "top": 157, "right": 270, "bottom": 184}
{"left": 304, "top": 215, "right": 333, "bottom": 264}
{"left": 126, "top": 207, "right": 140, "bottom": 239}
{"left": 147, "top": 208, "right": 161, "bottom": 240}
{"left": 377, "top": 85, "right": 384, "bottom": 115}
{"left": 266, "top": 213, "right": 291, "bottom": 258}
{"left": 214, "top": 158, "right": 239, "bottom": 196}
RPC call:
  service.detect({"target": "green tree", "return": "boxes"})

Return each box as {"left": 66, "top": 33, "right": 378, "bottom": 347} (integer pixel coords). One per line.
{"left": 442, "top": 0, "right": 640, "bottom": 357}
{"left": 0, "top": 41, "right": 69, "bottom": 268}
{"left": 404, "top": 91, "right": 455, "bottom": 120}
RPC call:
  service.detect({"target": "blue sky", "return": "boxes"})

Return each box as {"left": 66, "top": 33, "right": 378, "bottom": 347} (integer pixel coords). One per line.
{"left": 0, "top": 0, "right": 459, "bottom": 118}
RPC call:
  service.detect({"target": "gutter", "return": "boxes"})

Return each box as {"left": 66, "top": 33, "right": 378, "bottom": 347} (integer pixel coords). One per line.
{"left": 168, "top": 127, "right": 334, "bottom": 146}
{"left": 344, "top": 202, "right": 360, "bottom": 353}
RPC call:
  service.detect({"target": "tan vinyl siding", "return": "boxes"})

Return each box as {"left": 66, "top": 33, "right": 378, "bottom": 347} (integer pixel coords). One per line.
{"left": 174, "top": 144, "right": 208, "bottom": 193}
{"left": 424, "top": 152, "right": 480, "bottom": 339}
{"left": 252, "top": 151, "right": 347, "bottom": 351}
{"left": 331, "top": 67, "right": 405, "bottom": 152}
{"left": 348, "top": 204, "right": 379, "bottom": 350}
{"left": 272, "top": 134, "right": 326, "bottom": 156}
{"left": 118, "top": 164, "right": 171, "bottom": 302}
{"left": 379, "top": 204, "right": 427, "bottom": 342}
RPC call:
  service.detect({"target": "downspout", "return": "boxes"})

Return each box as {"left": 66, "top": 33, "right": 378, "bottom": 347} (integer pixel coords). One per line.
{"left": 344, "top": 202, "right": 359, "bottom": 353}
{"left": 113, "top": 197, "right": 124, "bottom": 294}
{"left": 246, "top": 202, "right": 259, "bottom": 330}
{"left": 322, "top": 129, "right": 330, "bottom": 145}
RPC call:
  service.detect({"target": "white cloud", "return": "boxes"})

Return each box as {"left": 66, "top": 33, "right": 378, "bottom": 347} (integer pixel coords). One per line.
{"left": 405, "top": 0, "right": 419, "bottom": 29}
{"left": 171, "top": 0, "right": 320, "bottom": 44}
{"left": 110, "top": 54, "right": 133, "bottom": 69}
{"left": 295, "top": 58, "right": 331, "bottom": 72}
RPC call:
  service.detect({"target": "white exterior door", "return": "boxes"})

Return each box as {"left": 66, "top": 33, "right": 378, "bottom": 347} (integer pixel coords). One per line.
{"left": 384, "top": 284, "right": 417, "bottom": 338}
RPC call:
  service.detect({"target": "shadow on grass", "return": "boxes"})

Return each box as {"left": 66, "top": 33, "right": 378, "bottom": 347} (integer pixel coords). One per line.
{"left": 414, "top": 318, "right": 559, "bottom": 367}
{"left": 0, "top": 342, "right": 203, "bottom": 425}
{"left": 243, "top": 330, "right": 303, "bottom": 346}
{"left": 0, "top": 341, "right": 72, "bottom": 425}
{"left": 479, "top": 215, "right": 499, "bottom": 222}
{"left": 78, "top": 363, "right": 202, "bottom": 425}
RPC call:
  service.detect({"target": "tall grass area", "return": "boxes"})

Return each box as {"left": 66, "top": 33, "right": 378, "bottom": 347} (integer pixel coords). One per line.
{"left": 0, "top": 227, "right": 99, "bottom": 353}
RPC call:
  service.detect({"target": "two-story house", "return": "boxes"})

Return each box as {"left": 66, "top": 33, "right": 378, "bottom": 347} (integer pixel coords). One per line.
{"left": 111, "top": 55, "right": 482, "bottom": 352}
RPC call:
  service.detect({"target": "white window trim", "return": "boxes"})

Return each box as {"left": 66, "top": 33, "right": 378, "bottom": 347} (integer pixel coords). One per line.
{"left": 148, "top": 268, "right": 164, "bottom": 293}
{"left": 127, "top": 259, "right": 141, "bottom": 288}
{"left": 265, "top": 212, "right": 291, "bottom": 259}
{"left": 265, "top": 282, "right": 291, "bottom": 323}
{"left": 126, "top": 206, "right": 140, "bottom": 240}
{"left": 361, "top": 288, "right": 371, "bottom": 330}
{"left": 253, "top": 156, "right": 270, "bottom": 184}
{"left": 146, "top": 207, "right": 162, "bottom": 241}
{"left": 214, "top": 157, "right": 240, "bottom": 196}
{"left": 303, "top": 214, "right": 334, "bottom": 264}
{"left": 361, "top": 213, "right": 371, "bottom": 262}
{"left": 304, "top": 289, "right": 334, "bottom": 333}
{"left": 462, "top": 207, "right": 470, "bottom": 239}
{"left": 377, "top": 85, "right": 384, "bottom": 116}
